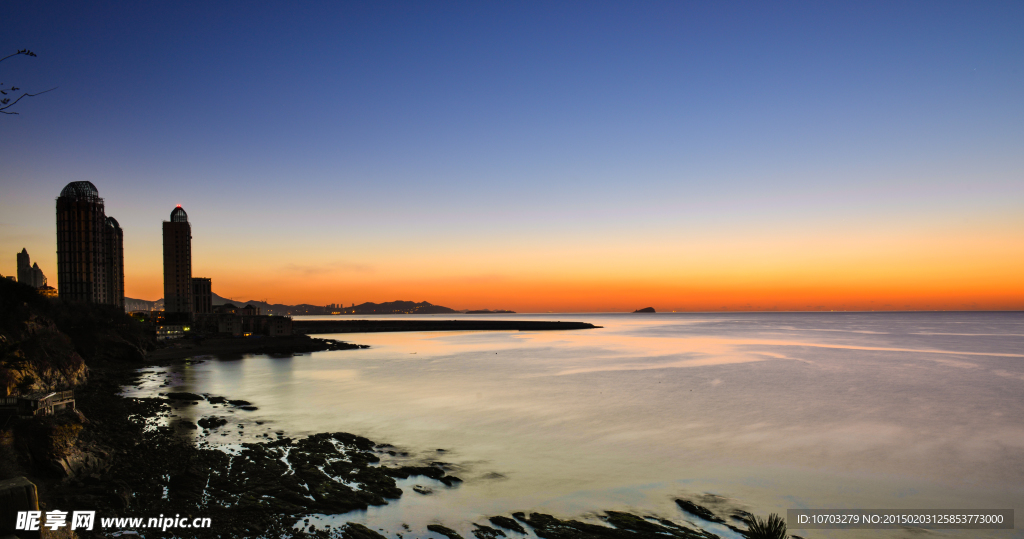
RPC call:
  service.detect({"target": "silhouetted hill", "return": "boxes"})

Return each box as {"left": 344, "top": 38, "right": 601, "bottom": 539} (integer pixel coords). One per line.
{"left": 336, "top": 301, "right": 457, "bottom": 315}
{"left": 123, "top": 295, "right": 459, "bottom": 316}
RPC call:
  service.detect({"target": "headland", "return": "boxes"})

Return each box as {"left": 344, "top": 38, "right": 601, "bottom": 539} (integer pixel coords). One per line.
{"left": 294, "top": 319, "right": 601, "bottom": 334}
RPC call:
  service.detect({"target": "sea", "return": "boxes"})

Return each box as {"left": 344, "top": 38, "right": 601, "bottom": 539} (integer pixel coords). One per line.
{"left": 125, "top": 312, "right": 1024, "bottom": 539}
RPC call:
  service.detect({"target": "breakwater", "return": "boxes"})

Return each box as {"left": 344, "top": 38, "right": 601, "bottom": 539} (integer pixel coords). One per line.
{"left": 294, "top": 319, "right": 600, "bottom": 334}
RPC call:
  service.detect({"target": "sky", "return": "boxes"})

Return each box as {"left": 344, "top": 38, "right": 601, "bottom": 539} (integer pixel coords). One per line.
{"left": 2, "top": 1, "right": 1022, "bottom": 312}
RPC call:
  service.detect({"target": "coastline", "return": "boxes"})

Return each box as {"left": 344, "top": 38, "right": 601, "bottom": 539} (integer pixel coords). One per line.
{"left": 294, "top": 319, "right": 601, "bottom": 334}
{"left": 145, "top": 335, "right": 367, "bottom": 362}
{"left": 34, "top": 341, "right": 751, "bottom": 539}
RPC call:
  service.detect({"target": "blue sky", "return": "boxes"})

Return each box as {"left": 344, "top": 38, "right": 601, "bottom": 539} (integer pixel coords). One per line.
{"left": 2, "top": 1, "right": 1022, "bottom": 309}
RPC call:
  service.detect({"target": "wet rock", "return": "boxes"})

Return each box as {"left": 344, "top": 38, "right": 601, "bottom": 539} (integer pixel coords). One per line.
{"left": 385, "top": 465, "right": 445, "bottom": 480}
{"left": 603, "top": 511, "right": 667, "bottom": 534}
{"left": 676, "top": 499, "right": 725, "bottom": 523}
{"left": 165, "top": 392, "right": 204, "bottom": 400}
{"left": 177, "top": 419, "right": 198, "bottom": 429}
{"left": 206, "top": 396, "right": 227, "bottom": 404}
{"left": 514, "top": 512, "right": 718, "bottom": 539}
{"left": 489, "top": 516, "right": 526, "bottom": 534}
{"left": 342, "top": 522, "right": 388, "bottom": 539}
{"left": 412, "top": 485, "right": 433, "bottom": 495}
{"left": 227, "top": 399, "right": 252, "bottom": 406}
{"left": 427, "top": 524, "right": 464, "bottom": 539}
{"left": 197, "top": 417, "right": 228, "bottom": 429}
{"left": 472, "top": 524, "right": 507, "bottom": 539}
{"left": 240, "top": 405, "right": 258, "bottom": 411}
{"left": 439, "top": 475, "right": 463, "bottom": 486}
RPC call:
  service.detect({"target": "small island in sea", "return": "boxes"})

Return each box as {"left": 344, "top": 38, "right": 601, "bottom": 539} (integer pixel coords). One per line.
{"left": 633, "top": 307, "right": 656, "bottom": 313}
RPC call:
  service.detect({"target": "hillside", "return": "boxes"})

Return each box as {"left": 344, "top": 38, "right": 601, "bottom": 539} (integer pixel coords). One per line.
{"left": 124, "top": 295, "right": 460, "bottom": 316}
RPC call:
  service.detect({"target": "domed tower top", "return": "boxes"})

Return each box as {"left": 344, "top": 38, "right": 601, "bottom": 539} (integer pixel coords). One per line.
{"left": 59, "top": 181, "right": 100, "bottom": 201}
{"left": 170, "top": 205, "right": 188, "bottom": 223}
{"left": 106, "top": 216, "right": 121, "bottom": 229}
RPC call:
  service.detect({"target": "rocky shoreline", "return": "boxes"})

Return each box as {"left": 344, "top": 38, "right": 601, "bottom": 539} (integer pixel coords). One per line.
{"left": 37, "top": 354, "right": 779, "bottom": 539}
{"left": 1, "top": 279, "right": 776, "bottom": 539}
{"left": 145, "top": 335, "right": 367, "bottom": 362}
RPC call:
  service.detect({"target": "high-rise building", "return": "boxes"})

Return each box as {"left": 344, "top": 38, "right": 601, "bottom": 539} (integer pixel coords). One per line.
{"left": 192, "top": 277, "right": 212, "bottom": 314}
{"left": 16, "top": 248, "right": 48, "bottom": 288}
{"left": 16, "top": 248, "right": 32, "bottom": 285}
{"left": 31, "top": 263, "right": 47, "bottom": 288}
{"left": 105, "top": 217, "right": 124, "bottom": 307}
{"left": 163, "top": 205, "right": 193, "bottom": 319}
{"left": 55, "top": 181, "right": 124, "bottom": 306}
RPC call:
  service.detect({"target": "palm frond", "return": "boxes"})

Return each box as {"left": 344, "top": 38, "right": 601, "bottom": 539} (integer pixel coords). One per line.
{"left": 745, "top": 513, "right": 788, "bottom": 539}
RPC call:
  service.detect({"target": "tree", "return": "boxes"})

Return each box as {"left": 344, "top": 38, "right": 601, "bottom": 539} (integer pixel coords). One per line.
{"left": 0, "top": 49, "right": 56, "bottom": 115}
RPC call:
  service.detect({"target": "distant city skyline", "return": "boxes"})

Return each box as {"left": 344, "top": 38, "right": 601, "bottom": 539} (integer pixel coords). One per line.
{"left": 2, "top": 2, "right": 1022, "bottom": 312}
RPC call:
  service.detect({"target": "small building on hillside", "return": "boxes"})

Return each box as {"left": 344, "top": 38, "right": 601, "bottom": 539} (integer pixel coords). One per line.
{"left": 156, "top": 324, "right": 188, "bottom": 341}
{"left": 0, "top": 390, "right": 76, "bottom": 420}
{"left": 198, "top": 303, "right": 291, "bottom": 337}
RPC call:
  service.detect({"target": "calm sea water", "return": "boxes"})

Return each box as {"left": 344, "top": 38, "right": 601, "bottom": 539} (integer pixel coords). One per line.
{"left": 127, "top": 312, "right": 1024, "bottom": 539}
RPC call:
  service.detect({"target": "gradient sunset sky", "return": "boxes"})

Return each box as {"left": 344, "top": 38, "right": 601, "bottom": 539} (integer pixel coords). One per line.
{"left": 2, "top": 1, "right": 1022, "bottom": 312}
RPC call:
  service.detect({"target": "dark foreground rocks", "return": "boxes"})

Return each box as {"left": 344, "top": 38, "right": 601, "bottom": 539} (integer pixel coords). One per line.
{"left": 33, "top": 365, "right": 746, "bottom": 539}
{"left": 676, "top": 499, "right": 725, "bottom": 523}
{"left": 475, "top": 511, "right": 722, "bottom": 539}
{"left": 32, "top": 359, "right": 448, "bottom": 538}
{"left": 146, "top": 335, "right": 368, "bottom": 361}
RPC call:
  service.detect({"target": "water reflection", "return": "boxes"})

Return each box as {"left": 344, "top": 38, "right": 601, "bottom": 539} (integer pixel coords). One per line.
{"left": 126, "top": 313, "right": 1024, "bottom": 539}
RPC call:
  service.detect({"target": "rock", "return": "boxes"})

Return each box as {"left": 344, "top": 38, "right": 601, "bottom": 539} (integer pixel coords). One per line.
{"left": 675, "top": 499, "right": 725, "bottom": 523}
{"left": 439, "top": 475, "right": 463, "bottom": 486}
{"left": 412, "top": 485, "right": 432, "bottom": 495}
{"left": 488, "top": 516, "right": 526, "bottom": 534}
{"left": 472, "top": 524, "right": 506, "bottom": 539}
{"left": 165, "top": 392, "right": 204, "bottom": 400}
{"left": 342, "top": 522, "right": 388, "bottom": 539}
{"left": 604, "top": 511, "right": 678, "bottom": 534}
{"left": 633, "top": 307, "right": 656, "bottom": 313}
{"left": 427, "top": 524, "right": 464, "bottom": 539}
{"left": 385, "top": 465, "right": 445, "bottom": 480}
{"left": 197, "top": 417, "right": 228, "bottom": 430}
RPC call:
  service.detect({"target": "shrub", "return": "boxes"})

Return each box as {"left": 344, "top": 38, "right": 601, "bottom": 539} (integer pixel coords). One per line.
{"left": 746, "top": 513, "right": 788, "bottom": 539}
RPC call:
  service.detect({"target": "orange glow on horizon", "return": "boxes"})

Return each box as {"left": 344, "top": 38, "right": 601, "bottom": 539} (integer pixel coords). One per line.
{"left": 124, "top": 270, "right": 1024, "bottom": 312}
{"left": 118, "top": 206, "right": 1024, "bottom": 312}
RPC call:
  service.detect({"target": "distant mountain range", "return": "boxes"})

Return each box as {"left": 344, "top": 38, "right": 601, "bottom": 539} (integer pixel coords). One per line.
{"left": 123, "top": 295, "right": 513, "bottom": 316}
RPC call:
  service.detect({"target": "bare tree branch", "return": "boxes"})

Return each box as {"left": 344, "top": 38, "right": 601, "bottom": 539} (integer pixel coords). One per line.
{"left": 0, "top": 49, "right": 51, "bottom": 115}
{"left": 0, "top": 87, "right": 57, "bottom": 114}
{"left": 0, "top": 49, "right": 38, "bottom": 64}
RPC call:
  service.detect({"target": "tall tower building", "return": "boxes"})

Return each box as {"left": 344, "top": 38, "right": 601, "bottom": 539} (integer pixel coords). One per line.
{"left": 105, "top": 217, "right": 125, "bottom": 308}
{"left": 163, "top": 205, "right": 193, "bottom": 320}
{"left": 16, "top": 248, "right": 32, "bottom": 285}
{"left": 56, "top": 181, "right": 124, "bottom": 305}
